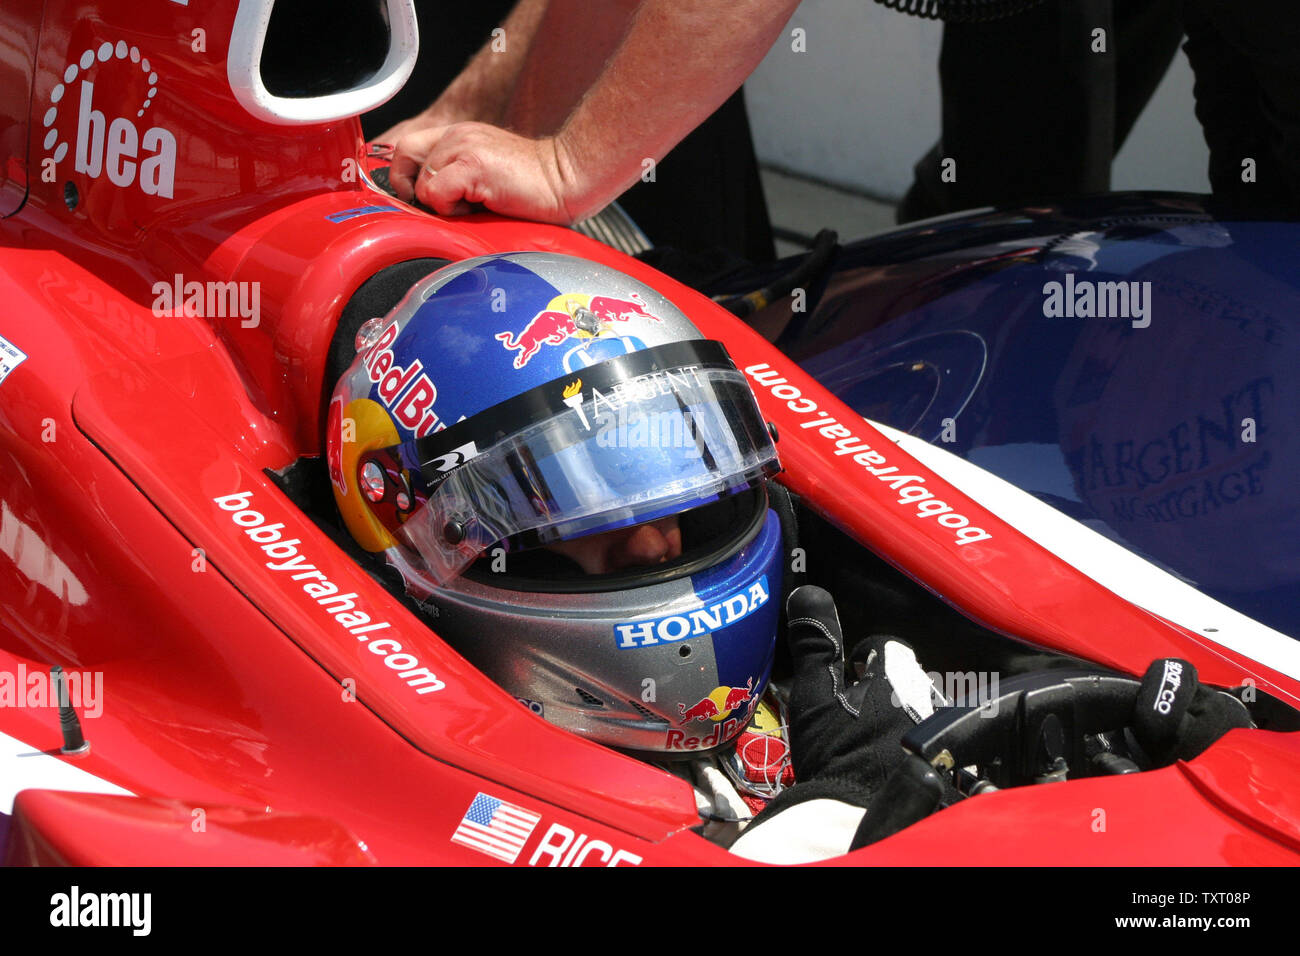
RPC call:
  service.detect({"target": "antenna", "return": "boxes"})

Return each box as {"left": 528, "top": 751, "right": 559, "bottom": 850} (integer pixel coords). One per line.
{"left": 51, "top": 665, "right": 90, "bottom": 755}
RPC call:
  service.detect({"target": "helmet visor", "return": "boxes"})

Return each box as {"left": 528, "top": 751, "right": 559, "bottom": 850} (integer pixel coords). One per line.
{"left": 395, "top": 342, "right": 779, "bottom": 584}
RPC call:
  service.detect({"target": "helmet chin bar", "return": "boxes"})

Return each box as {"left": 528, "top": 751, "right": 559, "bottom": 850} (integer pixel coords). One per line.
{"left": 397, "top": 503, "right": 785, "bottom": 755}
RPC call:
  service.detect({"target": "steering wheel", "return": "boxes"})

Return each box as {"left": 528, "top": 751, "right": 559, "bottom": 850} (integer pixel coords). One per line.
{"left": 854, "top": 668, "right": 1144, "bottom": 847}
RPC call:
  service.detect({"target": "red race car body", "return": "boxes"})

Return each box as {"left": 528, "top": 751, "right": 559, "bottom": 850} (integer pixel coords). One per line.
{"left": 1, "top": 0, "right": 1297, "bottom": 866}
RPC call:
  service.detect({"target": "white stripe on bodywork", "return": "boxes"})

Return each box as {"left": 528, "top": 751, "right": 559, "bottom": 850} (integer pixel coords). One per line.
{"left": 868, "top": 420, "right": 1300, "bottom": 681}
{"left": 0, "top": 729, "right": 133, "bottom": 814}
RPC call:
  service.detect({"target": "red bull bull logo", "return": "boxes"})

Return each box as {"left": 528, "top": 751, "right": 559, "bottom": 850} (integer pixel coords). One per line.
{"left": 496, "top": 292, "right": 659, "bottom": 368}
{"left": 676, "top": 677, "right": 755, "bottom": 726}
{"left": 669, "top": 678, "right": 757, "bottom": 750}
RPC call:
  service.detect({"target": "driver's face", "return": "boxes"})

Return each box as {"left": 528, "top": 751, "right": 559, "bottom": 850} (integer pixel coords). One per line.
{"left": 545, "top": 516, "right": 682, "bottom": 574}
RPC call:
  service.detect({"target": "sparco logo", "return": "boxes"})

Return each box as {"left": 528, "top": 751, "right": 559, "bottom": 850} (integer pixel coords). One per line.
{"left": 1154, "top": 659, "right": 1184, "bottom": 714}
{"left": 43, "top": 41, "right": 175, "bottom": 198}
{"left": 613, "top": 578, "right": 770, "bottom": 649}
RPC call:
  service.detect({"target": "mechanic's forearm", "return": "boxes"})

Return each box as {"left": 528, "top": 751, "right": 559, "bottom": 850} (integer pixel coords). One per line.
{"left": 552, "top": 0, "right": 801, "bottom": 220}
{"left": 503, "top": 0, "right": 646, "bottom": 136}
{"left": 423, "top": 0, "right": 549, "bottom": 125}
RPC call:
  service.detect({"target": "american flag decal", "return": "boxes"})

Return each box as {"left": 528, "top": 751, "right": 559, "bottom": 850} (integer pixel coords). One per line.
{"left": 451, "top": 793, "right": 542, "bottom": 863}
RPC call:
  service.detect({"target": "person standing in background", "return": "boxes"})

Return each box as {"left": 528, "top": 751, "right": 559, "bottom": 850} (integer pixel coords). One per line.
{"left": 897, "top": 0, "right": 1185, "bottom": 222}
{"left": 379, "top": 0, "right": 1300, "bottom": 233}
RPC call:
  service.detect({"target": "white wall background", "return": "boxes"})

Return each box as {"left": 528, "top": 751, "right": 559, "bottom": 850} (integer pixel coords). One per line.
{"left": 745, "top": 1, "right": 1210, "bottom": 201}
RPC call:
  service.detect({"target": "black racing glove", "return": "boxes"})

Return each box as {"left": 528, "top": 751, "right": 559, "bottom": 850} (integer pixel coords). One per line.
{"left": 1131, "top": 658, "right": 1253, "bottom": 765}
{"left": 779, "top": 585, "right": 929, "bottom": 809}
{"left": 731, "top": 586, "right": 935, "bottom": 860}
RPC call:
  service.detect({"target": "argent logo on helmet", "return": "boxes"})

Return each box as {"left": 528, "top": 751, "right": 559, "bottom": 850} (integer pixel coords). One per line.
{"left": 561, "top": 378, "right": 589, "bottom": 430}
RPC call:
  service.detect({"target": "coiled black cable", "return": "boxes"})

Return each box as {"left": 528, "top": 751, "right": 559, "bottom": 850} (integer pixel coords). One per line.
{"left": 872, "top": 0, "right": 1046, "bottom": 23}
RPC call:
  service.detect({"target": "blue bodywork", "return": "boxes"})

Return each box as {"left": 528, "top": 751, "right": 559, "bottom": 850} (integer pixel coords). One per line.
{"left": 767, "top": 195, "right": 1299, "bottom": 638}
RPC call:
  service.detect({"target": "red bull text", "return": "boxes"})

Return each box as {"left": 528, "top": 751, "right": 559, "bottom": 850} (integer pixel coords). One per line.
{"left": 360, "top": 321, "right": 443, "bottom": 437}
{"left": 666, "top": 715, "right": 746, "bottom": 752}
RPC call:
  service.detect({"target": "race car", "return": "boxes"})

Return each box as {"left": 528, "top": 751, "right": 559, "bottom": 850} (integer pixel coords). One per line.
{"left": 1, "top": 0, "right": 1298, "bottom": 867}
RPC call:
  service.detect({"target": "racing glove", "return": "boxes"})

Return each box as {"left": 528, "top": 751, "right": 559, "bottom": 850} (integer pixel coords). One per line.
{"left": 730, "top": 585, "right": 937, "bottom": 863}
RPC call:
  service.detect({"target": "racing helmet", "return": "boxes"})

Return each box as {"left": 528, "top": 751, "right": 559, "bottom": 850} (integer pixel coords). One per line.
{"left": 327, "top": 252, "right": 784, "bottom": 757}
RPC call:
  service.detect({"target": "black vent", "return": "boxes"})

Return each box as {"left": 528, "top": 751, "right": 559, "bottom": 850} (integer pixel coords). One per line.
{"left": 628, "top": 699, "right": 665, "bottom": 722}
{"left": 575, "top": 688, "right": 605, "bottom": 707}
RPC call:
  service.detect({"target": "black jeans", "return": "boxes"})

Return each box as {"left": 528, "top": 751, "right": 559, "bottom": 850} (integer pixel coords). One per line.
{"left": 1181, "top": 0, "right": 1300, "bottom": 216}
{"left": 898, "top": 0, "right": 1184, "bottom": 221}
{"left": 901, "top": 0, "right": 1300, "bottom": 221}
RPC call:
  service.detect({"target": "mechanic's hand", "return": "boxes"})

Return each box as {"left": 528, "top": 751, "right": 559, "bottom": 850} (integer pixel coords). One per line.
{"left": 785, "top": 585, "right": 932, "bottom": 802}
{"left": 372, "top": 96, "right": 479, "bottom": 154}
{"left": 386, "top": 122, "right": 577, "bottom": 224}
{"left": 373, "top": 115, "right": 438, "bottom": 153}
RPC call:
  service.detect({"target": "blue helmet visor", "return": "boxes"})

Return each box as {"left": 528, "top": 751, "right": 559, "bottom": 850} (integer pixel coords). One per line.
{"left": 399, "top": 358, "right": 779, "bottom": 584}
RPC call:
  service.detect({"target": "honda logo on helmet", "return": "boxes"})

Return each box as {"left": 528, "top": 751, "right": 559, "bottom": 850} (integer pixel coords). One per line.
{"left": 613, "top": 578, "right": 770, "bottom": 649}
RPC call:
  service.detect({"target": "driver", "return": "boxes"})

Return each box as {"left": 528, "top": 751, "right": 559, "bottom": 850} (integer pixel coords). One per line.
{"left": 323, "top": 250, "right": 942, "bottom": 859}
{"left": 326, "top": 251, "right": 790, "bottom": 760}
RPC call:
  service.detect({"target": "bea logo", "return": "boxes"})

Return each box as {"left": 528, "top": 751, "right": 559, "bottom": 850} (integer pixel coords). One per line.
{"left": 44, "top": 41, "right": 176, "bottom": 199}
